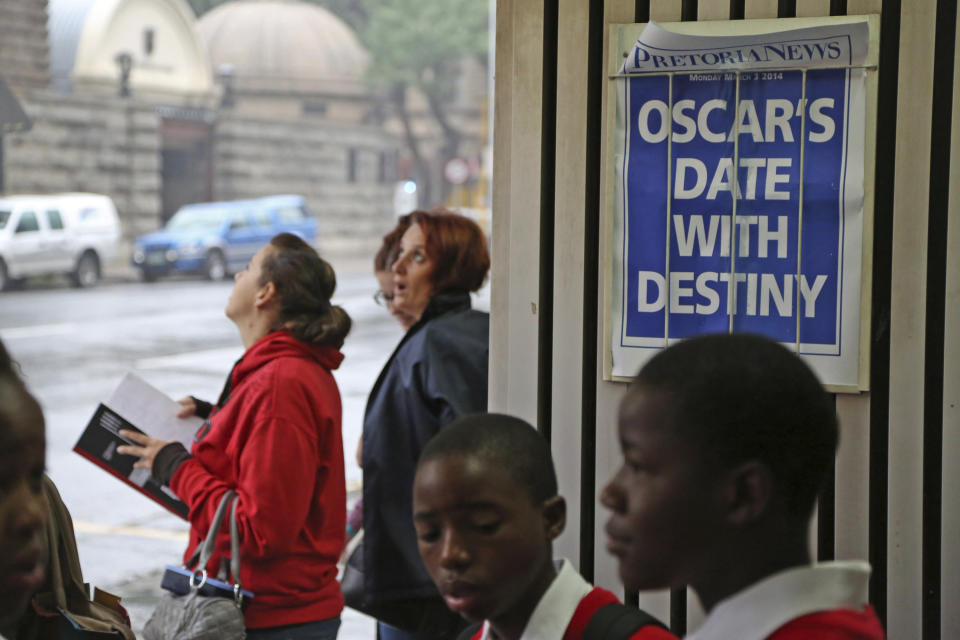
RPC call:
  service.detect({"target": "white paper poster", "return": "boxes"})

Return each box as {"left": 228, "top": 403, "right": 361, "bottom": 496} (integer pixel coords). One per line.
{"left": 611, "top": 20, "right": 869, "bottom": 387}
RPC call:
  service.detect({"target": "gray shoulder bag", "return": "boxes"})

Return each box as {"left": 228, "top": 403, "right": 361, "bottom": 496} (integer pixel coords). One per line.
{"left": 142, "top": 490, "right": 251, "bottom": 640}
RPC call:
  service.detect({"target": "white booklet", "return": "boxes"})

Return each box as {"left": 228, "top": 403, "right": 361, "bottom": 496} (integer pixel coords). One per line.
{"left": 105, "top": 373, "right": 200, "bottom": 449}
{"left": 74, "top": 373, "right": 204, "bottom": 519}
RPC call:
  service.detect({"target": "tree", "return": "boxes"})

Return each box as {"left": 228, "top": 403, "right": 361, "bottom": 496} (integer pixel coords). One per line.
{"left": 184, "top": 0, "right": 231, "bottom": 16}
{"left": 359, "top": 0, "right": 488, "bottom": 205}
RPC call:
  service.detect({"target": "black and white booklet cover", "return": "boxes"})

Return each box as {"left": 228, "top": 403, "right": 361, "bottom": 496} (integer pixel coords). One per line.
{"left": 74, "top": 373, "right": 202, "bottom": 520}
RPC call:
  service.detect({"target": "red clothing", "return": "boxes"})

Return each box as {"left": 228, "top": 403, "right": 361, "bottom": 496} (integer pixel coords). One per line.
{"left": 767, "top": 606, "right": 885, "bottom": 640}
{"left": 565, "top": 588, "right": 678, "bottom": 640}
{"left": 170, "top": 330, "right": 346, "bottom": 629}
{"left": 468, "top": 586, "right": 677, "bottom": 640}
{"left": 685, "top": 562, "right": 883, "bottom": 640}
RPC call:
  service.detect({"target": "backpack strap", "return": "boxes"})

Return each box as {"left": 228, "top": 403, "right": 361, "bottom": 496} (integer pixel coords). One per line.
{"left": 583, "top": 602, "right": 669, "bottom": 640}
{"left": 455, "top": 621, "right": 483, "bottom": 640}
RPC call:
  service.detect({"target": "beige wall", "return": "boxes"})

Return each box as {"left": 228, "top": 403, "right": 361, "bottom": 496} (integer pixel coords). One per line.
{"left": 491, "top": 0, "right": 959, "bottom": 637}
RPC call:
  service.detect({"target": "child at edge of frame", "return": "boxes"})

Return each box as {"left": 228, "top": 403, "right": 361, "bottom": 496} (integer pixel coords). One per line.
{"left": 600, "top": 332, "right": 887, "bottom": 640}
{"left": 411, "top": 412, "right": 677, "bottom": 640}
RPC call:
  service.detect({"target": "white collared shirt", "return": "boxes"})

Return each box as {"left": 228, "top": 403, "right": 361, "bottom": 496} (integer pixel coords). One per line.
{"left": 479, "top": 558, "right": 593, "bottom": 640}
{"left": 686, "top": 561, "right": 872, "bottom": 640}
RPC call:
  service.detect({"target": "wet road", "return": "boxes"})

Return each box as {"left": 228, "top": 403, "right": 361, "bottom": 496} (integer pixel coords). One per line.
{"left": 0, "top": 272, "right": 408, "bottom": 635}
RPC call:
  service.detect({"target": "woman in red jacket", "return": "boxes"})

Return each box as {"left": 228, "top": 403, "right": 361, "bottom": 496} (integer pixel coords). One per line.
{"left": 119, "top": 233, "right": 351, "bottom": 639}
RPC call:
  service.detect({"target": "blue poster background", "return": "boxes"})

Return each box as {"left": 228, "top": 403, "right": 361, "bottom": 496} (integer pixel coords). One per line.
{"left": 622, "top": 68, "right": 848, "bottom": 351}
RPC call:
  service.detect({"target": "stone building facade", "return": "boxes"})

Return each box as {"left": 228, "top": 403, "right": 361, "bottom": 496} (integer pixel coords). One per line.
{"left": 0, "top": 0, "right": 51, "bottom": 93}
{"left": 0, "top": 0, "right": 403, "bottom": 265}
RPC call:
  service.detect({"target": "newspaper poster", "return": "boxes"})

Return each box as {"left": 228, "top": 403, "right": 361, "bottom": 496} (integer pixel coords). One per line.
{"left": 610, "top": 20, "right": 870, "bottom": 387}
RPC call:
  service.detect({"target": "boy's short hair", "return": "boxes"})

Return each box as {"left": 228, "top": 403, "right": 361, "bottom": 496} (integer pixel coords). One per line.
{"left": 419, "top": 413, "right": 558, "bottom": 504}
{"left": 633, "top": 333, "right": 837, "bottom": 519}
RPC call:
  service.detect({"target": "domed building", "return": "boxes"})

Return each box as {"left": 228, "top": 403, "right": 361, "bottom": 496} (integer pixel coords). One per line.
{"left": 1, "top": 0, "right": 401, "bottom": 261}
{"left": 197, "top": 0, "right": 371, "bottom": 122}
{"left": 48, "top": 0, "right": 214, "bottom": 101}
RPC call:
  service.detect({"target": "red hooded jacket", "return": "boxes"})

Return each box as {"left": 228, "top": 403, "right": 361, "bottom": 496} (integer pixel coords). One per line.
{"left": 170, "top": 330, "right": 346, "bottom": 629}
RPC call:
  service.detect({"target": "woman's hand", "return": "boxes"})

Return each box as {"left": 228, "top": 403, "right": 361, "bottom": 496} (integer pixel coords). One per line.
{"left": 176, "top": 396, "right": 197, "bottom": 418}
{"left": 117, "top": 430, "right": 173, "bottom": 475}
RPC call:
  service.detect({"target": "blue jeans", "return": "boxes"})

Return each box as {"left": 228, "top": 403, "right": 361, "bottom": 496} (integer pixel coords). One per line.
{"left": 246, "top": 617, "right": 341, "bottom": 640}
{"left": 377, "top": 622, "right": 436, "bottom": 640}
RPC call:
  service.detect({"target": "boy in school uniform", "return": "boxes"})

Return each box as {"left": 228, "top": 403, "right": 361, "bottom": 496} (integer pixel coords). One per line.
{"left": 412, "top": 412, "right": 676, "bottom": 640}
{"left": 601, "top": 333, "right": 885, "bottom": 640}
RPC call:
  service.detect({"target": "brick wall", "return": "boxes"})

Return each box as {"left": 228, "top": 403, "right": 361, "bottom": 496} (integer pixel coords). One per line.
{"left": 2, "top": 92, "right": 403, "bottom": 262}
{"left": 0, "top": 0, "right": 51, "bottom": 94}
{"left": 212, "top": 113, "right": 402, "bottom": 258}
{"left": 2, "top": 91, "right": 162, "bottom": 240}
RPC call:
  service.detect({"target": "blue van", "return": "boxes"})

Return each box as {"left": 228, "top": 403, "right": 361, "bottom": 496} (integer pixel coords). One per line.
{"left": 132, "top": 195, "right": 317, "bottom": 281}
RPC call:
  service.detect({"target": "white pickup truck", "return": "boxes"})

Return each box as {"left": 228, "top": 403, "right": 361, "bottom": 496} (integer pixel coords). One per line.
{"left": 0, "top": 193, "right": 121, "bottom": 290}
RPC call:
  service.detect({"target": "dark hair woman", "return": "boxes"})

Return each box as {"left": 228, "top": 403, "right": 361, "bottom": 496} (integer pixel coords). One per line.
{"left": 360, "top": 209, "right": 490, "bottom": 640}
{"left": 118, "top": 233, "right": 351, "bottom": 639}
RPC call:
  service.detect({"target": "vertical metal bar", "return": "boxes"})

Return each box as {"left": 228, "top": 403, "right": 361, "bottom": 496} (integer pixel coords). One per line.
{"left": 795, "top": 69, "right": 808, "bottom": 350}
{"left": 681, "top": 0, "right": 698, "bottom": 21}
{"left": 670, "top": 591, "right": 687, "bottom": 636}
{"left": 922, "top": 1, "right": 957, "bottom": 635}
{"left": 730, "top": 0, "right": 745, "bottom": 19}
{"left": 634, "top": 0, "right": 650, "bottom": 22}
{"left": 537, "top": 0, "right": 559, "bottom": 443}
{"left": 778, "top": 0, "right": 797, "bottom": 18}
{"left": 578, "top": 0, "right": 605, "bottom": 584}
{"left": 829, "top": 0, "right": 848, "bottom": 15}
{"left": 869, "top": 0, "right": 904, "bottom": 625}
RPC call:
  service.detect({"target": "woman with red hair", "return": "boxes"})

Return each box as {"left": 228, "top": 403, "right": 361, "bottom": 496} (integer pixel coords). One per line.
{"left": 359, "top": 209, "right": 490, "bottom": 640}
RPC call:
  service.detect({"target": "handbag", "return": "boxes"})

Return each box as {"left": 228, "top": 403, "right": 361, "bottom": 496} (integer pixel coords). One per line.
{"left": 340, "top": 532, "right": 411, "bottom": 627}
{"left": 142, "top": 490, "right": 251, "bottom": 640}
{"left": 339, "top": 530, "right": 464, "bottom": 637}
{"left": 338, "top": 528, "right": 365, "bottom": 609}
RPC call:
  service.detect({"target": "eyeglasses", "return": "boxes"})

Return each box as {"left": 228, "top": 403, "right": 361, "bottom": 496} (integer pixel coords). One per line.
{"left": 373, "top": 290, "right": 394, "bottom": 306}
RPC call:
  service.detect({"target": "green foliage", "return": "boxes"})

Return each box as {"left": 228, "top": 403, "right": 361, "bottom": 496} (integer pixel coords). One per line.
{"left": 185, "top": 0, "right": 230, "bottom": 17}
{"left": 359, "top": 0, "right": 488, "bottom": 97}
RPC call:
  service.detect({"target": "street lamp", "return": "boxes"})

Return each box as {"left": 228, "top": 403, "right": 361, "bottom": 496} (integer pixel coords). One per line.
{"left": 114, "top": 52, "right": 133, "bottom": 97}
{"left": 217, "top": 64, "right": 235, "bottom": 108}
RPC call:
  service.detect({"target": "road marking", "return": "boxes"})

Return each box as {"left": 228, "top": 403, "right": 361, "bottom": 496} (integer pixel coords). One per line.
{"left": 74, "top": 520, "right": 189, "bottom": 542}
{"left": 136, "top": 346, "right": 241, "bottom": 369}
{"left": 0, "top": 323, "right": 78, "bottom": 340}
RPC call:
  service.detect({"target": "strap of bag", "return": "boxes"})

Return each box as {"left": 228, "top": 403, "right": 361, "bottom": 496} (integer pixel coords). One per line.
{"left": 182, "top": 490, "right": 247, "bottom": 607}
{"left": 583, "top": 602, "right": 668, "bottom": 640}
{"left": 228, "top": 494, "right": 244, "bottom": 607}
{"left": 455, "top": 622, "right": 483, "bottom": 640}
{"left": 185, "top": 489, "right": 235, "bottom": 571}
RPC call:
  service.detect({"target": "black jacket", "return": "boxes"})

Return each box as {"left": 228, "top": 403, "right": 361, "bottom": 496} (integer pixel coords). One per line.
{"left": 361, "top": 292, "right": 489, "bottom": 605}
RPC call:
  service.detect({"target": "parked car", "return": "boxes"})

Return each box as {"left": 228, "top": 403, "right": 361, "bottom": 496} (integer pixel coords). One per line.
{"left": 0, "top": 193, "right": 121, "bottom": 290}
{"left": 132, "top": 195, "right": 317, "bottom": 282}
